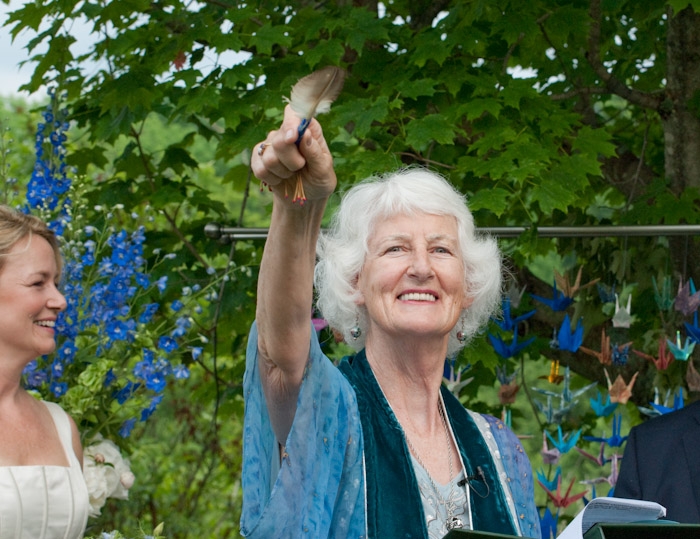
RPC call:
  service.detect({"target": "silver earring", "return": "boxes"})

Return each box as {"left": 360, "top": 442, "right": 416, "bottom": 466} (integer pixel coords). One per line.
{"left": 350, "top": 314, "right": 361, "bottom": 340}
{"left": 456, "top": 318, "right": 467, "bottom": 344}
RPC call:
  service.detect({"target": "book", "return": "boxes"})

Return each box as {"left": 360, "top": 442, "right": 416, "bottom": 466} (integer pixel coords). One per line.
{"left": 557, "top": 497, "right": 666, "bottom": 539}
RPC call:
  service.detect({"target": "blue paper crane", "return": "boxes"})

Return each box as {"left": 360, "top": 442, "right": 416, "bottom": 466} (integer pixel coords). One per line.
{"left": 584, "top": 413, "right": 628, "bottom": 448}
{"left": 531, "top": 279, "right": 574, "bottom": 312}
{"left": 492, "top": 297, "right": 536, "bottom": 332}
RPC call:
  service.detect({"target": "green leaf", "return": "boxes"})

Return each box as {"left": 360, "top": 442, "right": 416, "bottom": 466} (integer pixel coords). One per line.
{"left": 530, "top": 177, "right": 579, "bottom": 214}
{"left": 344, "top": 8, "right": 391, "bottom": 55}
{"left": 405, "top": 114, "right": 456, "bottom": 150}
{"left": 334, "top": 96, "right": 390, "bottom": 139}
{"left": 411, "top": 31, "right": 453, "bottom": 67}
{"left": 249, "top": 22, "right": 292, "bottom": 56}
{"left": 395, "top": 78, "right": 438, "bottom": 99}
{"left": 468, "top": 187, "right": 511, "bottom": 216}
{"left": 571, "top": 125, "right": 616, "bottom": 159}
{"left": 460, "top": 98, "right": 502, "bottom": 121}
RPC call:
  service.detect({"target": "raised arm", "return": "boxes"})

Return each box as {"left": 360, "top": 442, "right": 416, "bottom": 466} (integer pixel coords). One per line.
{"left": 251, "top": 105, "right": 337, "bottom": 443}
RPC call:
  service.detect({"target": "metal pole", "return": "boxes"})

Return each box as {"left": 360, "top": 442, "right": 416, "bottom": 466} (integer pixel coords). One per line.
{"left": 204, "top": 223, "right": 700, "bottom": 242}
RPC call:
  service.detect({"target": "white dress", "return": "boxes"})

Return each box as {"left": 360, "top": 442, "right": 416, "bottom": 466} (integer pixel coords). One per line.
{"left": 0, "top": 401, "right": 89, "bottom": 539}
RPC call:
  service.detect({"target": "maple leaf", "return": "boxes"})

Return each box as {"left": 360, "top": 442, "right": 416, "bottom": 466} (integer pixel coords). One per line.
{"left": 173, "top": 50, "right": 187, "bottom": 71}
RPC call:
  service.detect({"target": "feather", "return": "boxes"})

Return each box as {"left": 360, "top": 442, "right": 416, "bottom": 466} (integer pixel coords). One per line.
{"left": 286, "top": 66, "right": 346, "bottom": 142}
{"left": 281, "top": 66, "right": 345, "bottom": 205}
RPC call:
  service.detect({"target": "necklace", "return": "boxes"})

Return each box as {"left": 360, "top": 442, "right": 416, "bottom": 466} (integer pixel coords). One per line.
{"left": 403, "top": 398, "right": 465, "bottom": 531}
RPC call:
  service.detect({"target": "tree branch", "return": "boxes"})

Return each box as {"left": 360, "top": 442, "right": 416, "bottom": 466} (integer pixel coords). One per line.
{"left": 586, "top": 0, "right": 663, "bottom": 111}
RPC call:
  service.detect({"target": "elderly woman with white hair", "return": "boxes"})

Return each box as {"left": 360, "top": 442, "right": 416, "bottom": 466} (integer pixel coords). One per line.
{"left": 241, "top": 105, "right": 541, "bottom": 539}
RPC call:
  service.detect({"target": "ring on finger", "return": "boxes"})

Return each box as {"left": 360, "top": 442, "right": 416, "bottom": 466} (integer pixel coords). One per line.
{"left": 257, "top": 142, "right": 267, "bottom": 156}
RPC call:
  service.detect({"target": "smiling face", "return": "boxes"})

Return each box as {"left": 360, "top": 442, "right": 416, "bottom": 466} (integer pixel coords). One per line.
{"left": 0, "top": 234, "right": 67, "bottom": 362}
{"left": 356, "top": 212, "right": 471, "bottom": 347}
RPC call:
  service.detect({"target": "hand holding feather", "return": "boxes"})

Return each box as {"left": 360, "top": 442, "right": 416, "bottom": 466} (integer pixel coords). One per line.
{"left": 286, "top": 66, "right": 346, "bottom": 145}
{"left": 252, "top": 105, "right": 337, "bottom": 206}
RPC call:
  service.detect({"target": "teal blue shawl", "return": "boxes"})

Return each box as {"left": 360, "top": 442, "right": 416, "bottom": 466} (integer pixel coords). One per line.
{"left": 339, "top": 350, "right": 519, "bottom": 538}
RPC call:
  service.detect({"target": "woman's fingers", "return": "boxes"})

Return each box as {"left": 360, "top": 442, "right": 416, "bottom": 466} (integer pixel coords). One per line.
{"left": 251, "top": 105, "right": 336, "bottom": 201}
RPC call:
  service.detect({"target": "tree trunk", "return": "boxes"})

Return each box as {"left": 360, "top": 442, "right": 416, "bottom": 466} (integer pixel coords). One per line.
{"left": 663, "top": 5, "right": 700, "bottom": 284}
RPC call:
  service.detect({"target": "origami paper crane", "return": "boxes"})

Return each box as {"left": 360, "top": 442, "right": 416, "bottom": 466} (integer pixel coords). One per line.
{"left": 580, "top": 328, "right": 614, "bottom": 366}
{"left": 666, "top": 330, "right": 695, "bottom": 361}
{"left": 533, "top": 393, "right": 573, "bottom": 425}
{"left": 540, "top": 507, "right": 558, "bottom": 539}
{"left": 496, "top": 365, "right": 520, "bottom": 404}
{"left": 531, "top": 279, "right": 574, "bottom": 312}
{"left": 685, "top": 312, "right": 700, "bottom": 344}
{"left": 612, "top": 293, "right": 632, "bottom": 328}
{"left": 589, "top": 391, "right": 618, "bottom": 417}
{"left": 533, "top": 366, "right": 597, "bottom": 408}
{"left": 546, "top": 425, "right": 582, "bottom": 454}
{"left": 584, "top": 413, "right": 628, "bottom": 448}
{"left": 539, "top": 360, "right": 564, "bottom": 384}
{"left": 554, "top": 266, "right": 600, "bottom": 299}
{"left": 687, "top": 360, "right": 700, "bottom": 392}
{"left": 556, "top": 313, "right": 584, "bottom": 353}
{"left": 537, "top": 466, "right": 562, "bottom": 492}
{"left": 652, "top": 275, "right": 674, "bottom": 312}
{"left": 539, "top": 475, "right": 588, "bottom": 509}
{"left": 611, "top": 342, "right": 633, "bottom": 366}
{"left": 540, "top": 431, "right": 561, "bottom": 464}
{"left": 633, "top": 336, "right": 674, "bottom": 371}
{"left": 506, "top": 281, "right": 528, "bottom": 309}
{"left": 580, "top": 453, "right": 621, "bottom": 489}
{"left": 581, "top": 335, "right": 633, "bottom": 367}
{"left": 650, "top": 388, "right": 684, "bottom": 415}
{"left": 488, "top": 330, "right": 535, "bottom": 359}
{"left": 597, "top": 282, "right": 617, "bottom": 304}
{"left": 576, "top": 442, "right": 609, "bottom": 467}
{"left": 443, "top": 359, "right": 474, "bottom": 396}
{"left": 605, "top": 368, "right": 639, "bottom": 404}
{"left": 674, "top": 278, "right": 700, "bottom": 317}
{"left": 492, "top": 297, "right": 536, "bottom": 332}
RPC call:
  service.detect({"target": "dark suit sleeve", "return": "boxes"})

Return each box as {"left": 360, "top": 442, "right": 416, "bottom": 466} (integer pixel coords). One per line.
{"left": 614, "top": 425, "right": 642, "bottom": 500}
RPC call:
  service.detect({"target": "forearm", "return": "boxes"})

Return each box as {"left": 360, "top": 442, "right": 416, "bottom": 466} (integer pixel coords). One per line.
{"left": 256, "top": 195, "right": 327, "bottom": 379}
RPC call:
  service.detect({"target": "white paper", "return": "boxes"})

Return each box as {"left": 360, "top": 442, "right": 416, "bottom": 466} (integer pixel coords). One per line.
{"left": 556, "top": 497, "right": 666, "bottom": 539}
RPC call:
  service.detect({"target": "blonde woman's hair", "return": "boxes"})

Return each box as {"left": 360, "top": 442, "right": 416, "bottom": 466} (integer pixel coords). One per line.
{"left": 0, "top": 205, "right": 62, "bottom": 275}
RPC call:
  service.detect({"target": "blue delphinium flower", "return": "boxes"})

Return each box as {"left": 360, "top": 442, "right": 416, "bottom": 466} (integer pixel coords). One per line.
{"left": 19, "top": 89, "right": 219, "bottom": 447}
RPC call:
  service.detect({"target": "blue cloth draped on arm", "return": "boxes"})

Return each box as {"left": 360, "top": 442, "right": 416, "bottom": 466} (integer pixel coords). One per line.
{"left": 240, "top": 322, "right": 366, "bottom": 538}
